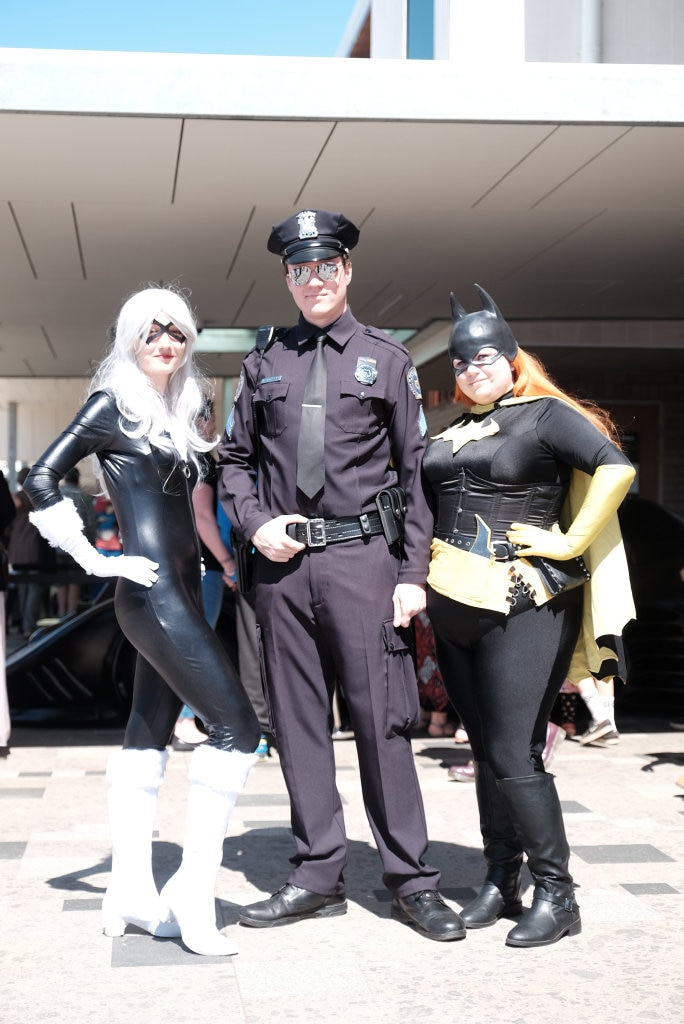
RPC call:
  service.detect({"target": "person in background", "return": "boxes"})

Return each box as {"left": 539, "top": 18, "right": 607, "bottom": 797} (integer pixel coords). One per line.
{"left": 551, "top": 680, "right": 580, "bottom": 739}
{"left": 234, "top": 583, "right": 274, "bottom": 759}
{"left": 572, "top": 675, "right": 620, "bottom": 747}
{"left": 56, "top": 466, "right": 97, "bottom": 617}
{"left": 93, "top": 494, "right": 123, "bottom": 557}
{"left": 218, "top": 209, "right": 464, "bottom": 942}
{"left": 6, "top": 466, "right": 55, "bottom": 637}
{"left": 24, "top": 286, "right": 260, "bottom": 957}
{"left": 414, "top": 609, "right": 463, "bottom": 738}
{"left": 1, "top": 471, "right": 17, "bottom": 757}
{"left": 424, "top": 285, "right": 635, "bottom": 947}
{"left": 554, "top": 645, "right": 620, "bottom": 748}
{"left": 173, "top": 401, "right": 238, "bottom": 750}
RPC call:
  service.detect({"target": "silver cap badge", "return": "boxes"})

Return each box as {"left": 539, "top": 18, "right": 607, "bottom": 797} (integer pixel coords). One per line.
{"left": 297, "top": 210, "right": 318, "bottom": 239}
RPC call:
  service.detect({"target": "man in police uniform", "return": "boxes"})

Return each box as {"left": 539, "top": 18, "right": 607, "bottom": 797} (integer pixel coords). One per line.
{"left": 217, "top": 210, "right": 464, "bottom": 941}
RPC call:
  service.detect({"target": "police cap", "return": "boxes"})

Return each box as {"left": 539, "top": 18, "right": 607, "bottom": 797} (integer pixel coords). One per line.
{"left": 267, "top": 209, "right": 360, "bottom": 264}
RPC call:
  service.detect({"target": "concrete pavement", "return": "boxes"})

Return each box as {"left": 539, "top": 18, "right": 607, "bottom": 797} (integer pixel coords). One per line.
{"left": 1, "top": 717, "right": 683, "bottom": 1024}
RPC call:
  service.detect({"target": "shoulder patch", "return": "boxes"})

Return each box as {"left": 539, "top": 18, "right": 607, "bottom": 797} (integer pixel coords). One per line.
{"left": 225, "top": 406, "right": 235, "bottom": 439}
{"left": 407, "top": 366, "right": 423, "bottom": 400}
{"left": 234, "top": 368, "right": 245, "bottom": 404}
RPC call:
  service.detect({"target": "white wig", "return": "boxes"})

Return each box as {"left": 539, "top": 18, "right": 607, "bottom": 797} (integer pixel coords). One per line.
{"left": 89, "top": 286, "right": 215, "bottom": 472}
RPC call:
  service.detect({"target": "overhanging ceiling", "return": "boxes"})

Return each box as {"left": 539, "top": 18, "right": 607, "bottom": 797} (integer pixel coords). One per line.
{"left": 1, "top": 49, "right": 684, "bottom": 379}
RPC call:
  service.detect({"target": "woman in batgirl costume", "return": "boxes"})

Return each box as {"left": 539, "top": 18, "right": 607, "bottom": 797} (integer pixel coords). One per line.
{"left": 24, "top": 287, "right": 260, "bottom": 957}
{"left": 423, "top": 285, "right": 635, "bottom": 947}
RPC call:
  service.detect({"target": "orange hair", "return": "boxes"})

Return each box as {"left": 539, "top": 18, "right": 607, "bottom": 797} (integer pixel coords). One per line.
{"left": 453, "top": 347, "right": 621, "bottom": 445}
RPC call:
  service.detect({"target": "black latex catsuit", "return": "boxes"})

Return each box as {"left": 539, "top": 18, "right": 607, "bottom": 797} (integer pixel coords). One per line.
{"left": 423, "top": 395, "right": 632, "bottom": 778}
{"left": 25, "top": 391, "right": 260, "bottom": 753}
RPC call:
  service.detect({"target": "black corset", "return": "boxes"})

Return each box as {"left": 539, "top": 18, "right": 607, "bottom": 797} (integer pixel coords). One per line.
{"left": 434, "top": 468, "right": 566, "bottom": 542}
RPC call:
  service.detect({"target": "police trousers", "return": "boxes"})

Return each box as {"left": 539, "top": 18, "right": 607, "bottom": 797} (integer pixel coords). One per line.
{"left": 256, "top": 534, "right": 440, "bottom": 898}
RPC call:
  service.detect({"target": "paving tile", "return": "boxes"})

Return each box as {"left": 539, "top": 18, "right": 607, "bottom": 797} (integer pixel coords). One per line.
{"left": 621, "top": 882, "right": 680, "bottom": 895}
{"left": 0, "top": 787, "right": 45, "bottom": 798}
{"left": 63, "top": 897, "right": 103, "bottom": 911}
{"left": 561, "top": 800, "right": 592, "bottom": 813}
{"left": 0, "top": 842, "right": 27, "bottom": 859}
{"left": 110, "top": 932, "right": 234, "bottom": 967}
{"left": 572, "top": 843, "right": 675, "bottom": 863}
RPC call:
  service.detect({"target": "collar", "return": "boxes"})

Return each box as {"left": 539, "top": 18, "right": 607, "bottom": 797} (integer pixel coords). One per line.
{"left": 296, "top": 306, "right": 357, "bottom": 350}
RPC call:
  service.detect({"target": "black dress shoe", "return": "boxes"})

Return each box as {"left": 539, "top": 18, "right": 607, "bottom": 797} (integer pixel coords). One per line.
{"left": 239, "top": 883, "right": 347, "bottom": 928}
{"left": 391, "top": 890, "right": 466, "bottom": 941}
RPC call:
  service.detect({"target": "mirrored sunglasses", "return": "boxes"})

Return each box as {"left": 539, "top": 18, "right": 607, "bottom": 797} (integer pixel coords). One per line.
{"left": 286, "top": 261, "right": 342, "bottom": 287}
{"left": 146, "top": 319, "right": 187, "bottom": 345}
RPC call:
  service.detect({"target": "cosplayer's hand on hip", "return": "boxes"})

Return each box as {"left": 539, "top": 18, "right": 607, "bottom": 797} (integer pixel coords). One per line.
{"left": 506, "top": 522, "right": 578, "bottom": 560}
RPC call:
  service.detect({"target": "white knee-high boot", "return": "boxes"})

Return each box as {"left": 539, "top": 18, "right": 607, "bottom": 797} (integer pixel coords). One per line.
{"left": 159, "top": 745, "right": 255, "bottom": 956}
{"left": 102, "top": 748, "right": 181, "bottom": 938}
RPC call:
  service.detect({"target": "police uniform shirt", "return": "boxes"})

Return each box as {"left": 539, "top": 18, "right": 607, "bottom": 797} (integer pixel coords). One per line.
{"left": 218, "top": 306, "right": 432, "bottom": 585}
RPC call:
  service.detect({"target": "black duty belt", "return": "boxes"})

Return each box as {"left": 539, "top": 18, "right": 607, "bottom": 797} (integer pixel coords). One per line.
{"left": 435, "top": 530, "right": 519, "bottom": 562}
{"left": 287, "top": 511, "right": 384, "bottom": 548}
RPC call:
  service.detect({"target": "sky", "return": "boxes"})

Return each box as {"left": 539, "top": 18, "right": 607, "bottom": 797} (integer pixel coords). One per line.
{"left": 0, "top": 1, "right": 361, "bottom": 57}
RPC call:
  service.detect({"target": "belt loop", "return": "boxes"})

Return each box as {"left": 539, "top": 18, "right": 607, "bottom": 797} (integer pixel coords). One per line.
{"left": 359, "top": 513, "right": 372, "bottom": 536}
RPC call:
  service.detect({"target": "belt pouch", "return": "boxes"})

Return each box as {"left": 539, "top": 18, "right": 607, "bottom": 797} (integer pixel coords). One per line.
{"left": 375, "top": 487, "right": 407, "bottom": 545}
{"left": 524, "top": 555, "right": 590, "bottom": 597}
{"left": 232, "top": 535, "right": 255, "bottom": 594}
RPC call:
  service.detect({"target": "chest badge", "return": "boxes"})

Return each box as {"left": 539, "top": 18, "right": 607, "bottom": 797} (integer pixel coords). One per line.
{"left": 355, "top": 357, "right": 377, "bottom": 385}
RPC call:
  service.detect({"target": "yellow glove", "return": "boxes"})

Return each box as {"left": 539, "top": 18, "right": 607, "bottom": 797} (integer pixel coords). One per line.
{"left": 506, "top": 463, "right": 635, "bottom": 560}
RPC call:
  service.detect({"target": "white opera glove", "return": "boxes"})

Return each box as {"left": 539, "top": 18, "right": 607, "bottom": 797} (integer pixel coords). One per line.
{"left": 29, "top": 499, "right": 159, "bottom": 588}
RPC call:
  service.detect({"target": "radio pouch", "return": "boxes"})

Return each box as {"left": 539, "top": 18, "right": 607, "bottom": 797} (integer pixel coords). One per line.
{"left": 375, "top": 486, "right": 407, "bottom": 546}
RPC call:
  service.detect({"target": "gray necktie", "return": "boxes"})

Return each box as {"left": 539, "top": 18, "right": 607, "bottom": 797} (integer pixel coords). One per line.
{"left": 296, "top": 332, "right": 327, "bottom": 498}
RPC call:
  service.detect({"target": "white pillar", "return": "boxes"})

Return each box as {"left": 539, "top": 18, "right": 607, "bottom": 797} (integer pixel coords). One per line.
{"left": 370, "top": 0, "right": 408, "bottom": 58}
{"left": 448, "top": 0, "right": 526, "bottom": 63}
{"left": 433, "top": 0, "right": 451, "bottom": 60}
{"left": 580, "top": 0, "right": 603, "bottom": 63}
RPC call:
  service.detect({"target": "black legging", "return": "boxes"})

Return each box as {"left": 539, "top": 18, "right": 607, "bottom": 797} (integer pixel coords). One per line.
{"left": 427, "top": 586, "right": 583, "bottom": 778}
{"left": 116, "top": 574, "right": 259, "bottom": 753}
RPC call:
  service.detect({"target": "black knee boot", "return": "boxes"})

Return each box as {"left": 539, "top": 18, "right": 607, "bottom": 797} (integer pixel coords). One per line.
{"left": 497, "top": 773, "right": 581, "bottom": 948}
{"left": 460, "top": 762, "right": 523, "bottom": 929}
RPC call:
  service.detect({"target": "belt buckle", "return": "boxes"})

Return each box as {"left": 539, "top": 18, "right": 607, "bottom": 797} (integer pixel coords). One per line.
{"left": 306, "top": 518, "right": 326, "bottom": 548}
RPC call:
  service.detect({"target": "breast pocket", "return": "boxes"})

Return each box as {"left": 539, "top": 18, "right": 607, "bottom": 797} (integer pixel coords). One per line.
{"left": 253, "top": 380, "right": 290, "bottom": 438}
{"left": 338, "top": 377, "right": 387, "bottom": 437}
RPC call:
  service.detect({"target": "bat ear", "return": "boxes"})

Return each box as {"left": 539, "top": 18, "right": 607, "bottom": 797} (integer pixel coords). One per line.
{"left": 474, "top": 283, "right": 503, "bottom": 320}
{"left": 450, "top": 291, "right": 467, "bottom": 321}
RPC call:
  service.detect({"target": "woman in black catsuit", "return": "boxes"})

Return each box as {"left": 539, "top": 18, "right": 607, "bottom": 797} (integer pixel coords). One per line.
{"left": 25, "top": 287, "right": 260, "bottom": 957}
{"left": 424, "top": 286, "right": 635, "bottom": 948}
